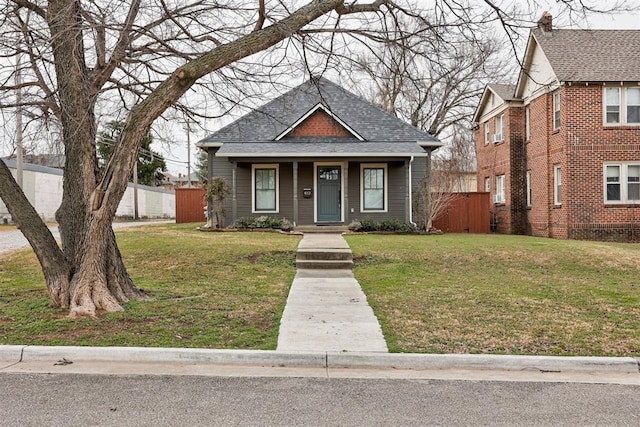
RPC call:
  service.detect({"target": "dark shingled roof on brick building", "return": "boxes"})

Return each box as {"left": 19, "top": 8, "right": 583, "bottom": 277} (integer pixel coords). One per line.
{"left": 198, "top": 77, "right": 440, "bottom": 157}
{"left": 531, "top": 28, "right": 640, "bottom": 82}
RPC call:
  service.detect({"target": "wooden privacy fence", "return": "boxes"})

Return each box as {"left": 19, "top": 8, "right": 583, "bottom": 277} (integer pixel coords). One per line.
{"left": 175, "top": 187, "right": 206, "bottom": 224}
{"left": 432, "top": 192, "right": 490, "bottom": 234}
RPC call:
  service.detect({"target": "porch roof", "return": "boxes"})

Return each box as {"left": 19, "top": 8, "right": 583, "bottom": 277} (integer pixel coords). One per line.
{"left": 214, "top": 140, "right": 430, "bottom": 158}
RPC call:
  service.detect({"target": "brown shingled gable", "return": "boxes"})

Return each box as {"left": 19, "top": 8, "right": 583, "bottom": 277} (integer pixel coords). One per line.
{"left": 287, "top": 110, "right": 351, "bottom": 138}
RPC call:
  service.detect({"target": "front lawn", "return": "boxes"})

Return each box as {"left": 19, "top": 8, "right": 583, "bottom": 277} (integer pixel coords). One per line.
{"left": 346, "top": 233, "right": 640, "bottom": 356}
{"left": 0, "top": 224, "right": 300, "bottom": 349}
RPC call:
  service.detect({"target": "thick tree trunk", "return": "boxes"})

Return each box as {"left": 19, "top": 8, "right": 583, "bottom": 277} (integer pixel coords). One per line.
{"left": 0, "top": 160, "right": 72, "bottom": 306}
{"left": 3, "top": 0, "right": 355, "bottom": 316}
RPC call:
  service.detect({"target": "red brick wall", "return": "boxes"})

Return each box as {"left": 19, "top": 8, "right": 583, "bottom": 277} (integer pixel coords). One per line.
{"left": 289, "top": 110, "right": 351, "bottom": 137}
{"left": 476, "top": 108, "right": 515, "bottom": 234}
{"left": 563, "top": 84, "right": 640, "bottom": 241}
{"left": 478, "top": 83, "right": 640, "bottom": 242}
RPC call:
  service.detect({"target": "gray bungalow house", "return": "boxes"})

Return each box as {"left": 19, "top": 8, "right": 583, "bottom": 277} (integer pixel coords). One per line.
{"left": 197, "top": 77, "right": 441, "bottom": 227}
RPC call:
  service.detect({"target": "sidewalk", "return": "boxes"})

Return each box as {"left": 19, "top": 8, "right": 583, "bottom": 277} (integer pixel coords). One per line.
{"left": 277, "top": 233, "right": 388, "bottom": 352}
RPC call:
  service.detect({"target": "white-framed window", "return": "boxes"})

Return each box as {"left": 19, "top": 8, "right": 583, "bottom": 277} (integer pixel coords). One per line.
{"left": 525, "top": 107, "right": 531, "bottom": 141}
{"left": 604, "top": 87, "right": 640, "bottom": 125}
{"left": 627, "top": 88, "right": 640, "bottom": 124}
{"left": 553, "top": 92, "right": 561, "bottom": 130}
{"left": 484, "top": 122, "right": 490, "bottom": 144}
{"left": 252, "top": 164, "right": 279, "bottom": 213}
{"left": 495, "top": 174, "right": 505, "bottom": 203}
{"left": 360, "top": 163, "right": 387, "bottom": 212}
{"left": 604, "top": 163, "right": 640, "bottom": 203}
{"left": 484, "top": 177, "right": 491, "bottom": 192}
{"left": 494, "top": 114, "right": 504, "bottom": 142}
{"left": 554, "top": 164, "right": 562, "bottom": 206}
{"left": 526, "top": 170, "right": 532, "bottom": 207}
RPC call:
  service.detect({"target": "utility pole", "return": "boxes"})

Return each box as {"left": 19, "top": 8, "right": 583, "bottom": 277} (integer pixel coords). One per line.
{"left": 15, "top": 51, "right": 23, "bottom": 189}
{"left": 186, "top": 124, "right": 191, "bottom": 188}
{"left": 133, "top": 161, "right": 139, "bottom": 220}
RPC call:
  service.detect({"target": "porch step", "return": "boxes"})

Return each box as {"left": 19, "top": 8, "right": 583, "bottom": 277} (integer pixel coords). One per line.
{"left": 296, "top": 248, "right": 353, "bottom": 261}
{"left": 296, "top": 248, "right": 353, "bottom": 270}
{"left": 294, "top": 225, "right": 349, "bottom": 234}
{"left": 296, "top": 259, "right": 355, "bottom": 269}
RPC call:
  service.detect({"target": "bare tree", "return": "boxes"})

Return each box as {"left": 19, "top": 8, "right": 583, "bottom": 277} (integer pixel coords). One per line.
{"left": 0, "top": 0, "right": 631, "bottom": 316}
{"left": 418, "top": 158, "right": 461, "bottom": 231}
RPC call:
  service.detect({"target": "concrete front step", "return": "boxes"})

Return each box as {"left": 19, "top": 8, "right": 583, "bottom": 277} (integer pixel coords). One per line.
{"left": 296, "top": 248, "right": 353, "bottom": 261}
{"left": 294, "top": 226, "right": 349, "bottom": 233}
{"left": 296, "top": 259, "right": 354, "bottom": 269}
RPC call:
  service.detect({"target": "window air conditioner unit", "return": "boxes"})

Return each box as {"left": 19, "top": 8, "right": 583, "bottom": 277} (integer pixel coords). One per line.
{"left": 493, "top": 194, "right": 503, "bottom": 204}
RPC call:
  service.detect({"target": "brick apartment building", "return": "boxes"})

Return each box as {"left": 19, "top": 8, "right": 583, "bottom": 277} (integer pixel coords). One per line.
{"left": 474, "top": 13, "right": 640, "bottom": 242}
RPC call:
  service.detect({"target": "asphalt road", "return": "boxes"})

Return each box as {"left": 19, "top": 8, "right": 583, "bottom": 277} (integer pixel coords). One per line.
{"left": 1, "top": 374, "right": 639, "bottom": 426}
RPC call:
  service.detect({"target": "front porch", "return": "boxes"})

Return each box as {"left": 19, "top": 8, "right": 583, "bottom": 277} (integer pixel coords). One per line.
{"left": 216, "top": 158, "right": 425, "bottom": 227}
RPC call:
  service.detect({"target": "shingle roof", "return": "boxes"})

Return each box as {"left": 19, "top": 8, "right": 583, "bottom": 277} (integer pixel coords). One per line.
{"left": 532, "top": 28, "right": 640, "bottom": 82}
{"left": 198, "top": 77, "right": 440, "bottom": 156}
{"left": 487, "top": 84, "right": 517, "bottom": 101}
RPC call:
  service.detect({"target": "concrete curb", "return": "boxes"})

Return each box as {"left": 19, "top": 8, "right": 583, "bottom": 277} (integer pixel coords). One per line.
{"left": 0, "top": 345, "right": 26, "bottom": 363}
{"left": 327, "top": 353, "right": 640, "bottom": 374}
{"left": 2, "top": 345, "right": 638, "bottom": 375}
{"left": 18, "top": 346, "right": 326, "bottom": 367}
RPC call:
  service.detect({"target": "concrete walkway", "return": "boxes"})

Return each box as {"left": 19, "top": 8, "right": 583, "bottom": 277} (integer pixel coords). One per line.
{"left": 277, "top": 234, "right": 388, "bottom": 353}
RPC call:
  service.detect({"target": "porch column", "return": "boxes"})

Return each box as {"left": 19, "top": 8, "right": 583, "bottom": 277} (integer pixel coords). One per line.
{"left": 344, "top": 161, "right": 349, "bottom": 224}
{"left": 206, "top": 148, "right": 214, "bottom": 226}
{"left": 293, "top": 161, "right": 299, "bottom": 226}
{"left": 232, "top": 161, "right": 237, "bottom": 223}
{"left": 405, "top": 159, "right": 411, "bottom": 224}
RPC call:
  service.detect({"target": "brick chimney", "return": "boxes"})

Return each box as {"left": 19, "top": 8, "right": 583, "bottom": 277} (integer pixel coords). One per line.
{"left": 538, "top": 11, "right": 552, "bottom": 32}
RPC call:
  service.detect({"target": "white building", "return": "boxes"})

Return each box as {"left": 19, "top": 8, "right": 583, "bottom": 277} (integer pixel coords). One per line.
{"left": 1, "top": 159, "right": 175, "bottom": 222}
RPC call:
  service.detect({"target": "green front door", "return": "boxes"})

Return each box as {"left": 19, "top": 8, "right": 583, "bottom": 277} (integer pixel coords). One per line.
{"left": 317, "top": 166, "right": 341, "bottom": 222}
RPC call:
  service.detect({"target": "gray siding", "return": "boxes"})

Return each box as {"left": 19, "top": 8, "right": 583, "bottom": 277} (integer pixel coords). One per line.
{"left": 209, "top": 154, "right": 428, "bottom": 226}
{"left": 298, "top": 162, "right": 314, "bottom": 225}
{"left": 347, "top": 161, "right": 407, "bottom": 223}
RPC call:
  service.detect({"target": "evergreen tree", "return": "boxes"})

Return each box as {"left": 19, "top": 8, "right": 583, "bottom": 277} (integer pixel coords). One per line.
{"left": 97, "top": 121, "right": 167, "bottom": 186}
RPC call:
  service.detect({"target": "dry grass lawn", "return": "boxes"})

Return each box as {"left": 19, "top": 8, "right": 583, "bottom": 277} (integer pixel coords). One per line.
{"left": 346, "top": 233, "right": 640, "bottom": 356}
{"left": 0, "top": 224, "right": 300, "bottom": 349}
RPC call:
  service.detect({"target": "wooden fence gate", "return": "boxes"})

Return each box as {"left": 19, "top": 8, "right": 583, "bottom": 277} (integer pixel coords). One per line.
{"left": 432, "top": 192, "right": 490, "bottom": 233}
{"left": 175, "top": 187, "right": 206, "bottom": 224}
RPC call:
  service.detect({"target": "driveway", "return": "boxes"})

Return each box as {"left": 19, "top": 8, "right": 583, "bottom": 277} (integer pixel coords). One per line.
{"left": 0, "top": 220, "right": 174, "bottom": 255}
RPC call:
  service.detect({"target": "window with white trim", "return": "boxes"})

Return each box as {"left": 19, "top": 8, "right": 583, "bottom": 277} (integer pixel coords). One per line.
{"left": 604, "top": 163, "right": 640, "bottom": 203}
{"left": 484, "top": 122, "right": 490, "bottom": 144}
{"left": 554, "top": 164, "right": 562, "bottom": 206}
{"left": 494, "top": 114, "right": 504, "bottom": 142}
{"left": 252, "top": 164, "right": 279, "bottom": 213}
{"left": 604, "top": 87, "right": 640, "bottom": 125}
{"left": 361, "top": 164, "right": 387, "bottom": 212}
{"left": 484, "top": 177, "right": 490, "bottom": 192}
{"left": 553, "top": 92, "right": 561, "bottom": 130}
{"left": 495, "top": 175, "right": 505, "bottom": 203}
{"left": 525, "top": 107, "right": 531, "bottom": 141}
{"left": 526, "top": 170, "right": 532, "bottom": 207}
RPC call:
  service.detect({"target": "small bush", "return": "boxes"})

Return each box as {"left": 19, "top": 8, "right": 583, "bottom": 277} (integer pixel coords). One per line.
{"left": 348, "top": 218, "right": 417, "bottom": 233}
{"left": 233, "top": 216, "right": 293, "bottom": 231}
{"left": 379, "top": 219, "right": 417, "bottom": 232}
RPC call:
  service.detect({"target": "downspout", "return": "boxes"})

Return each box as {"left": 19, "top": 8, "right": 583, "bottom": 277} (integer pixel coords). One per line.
{"left": 408, "top": 156, "right": 416, "bottom": 227}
